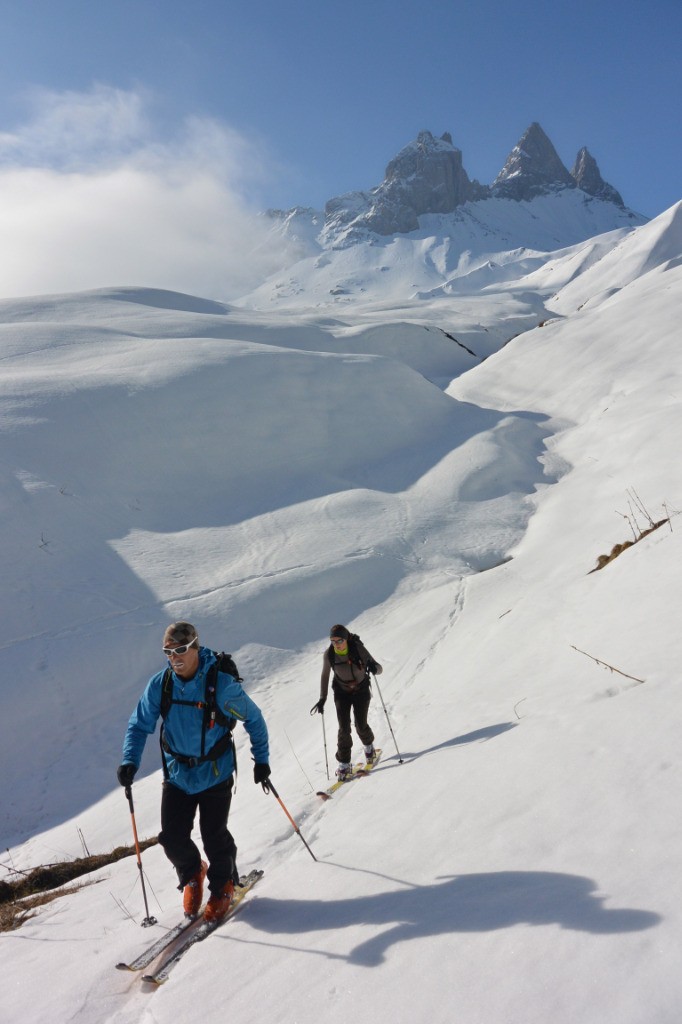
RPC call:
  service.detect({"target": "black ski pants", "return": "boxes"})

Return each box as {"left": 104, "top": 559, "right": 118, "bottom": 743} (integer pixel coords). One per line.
{"left": 158, "top": 778, "right": 238, "bottom": 894}
{"left": 334, "top": 685, "right": 374, "bottom": 763}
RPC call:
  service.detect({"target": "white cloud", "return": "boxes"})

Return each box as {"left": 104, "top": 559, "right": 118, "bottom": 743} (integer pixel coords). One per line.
{"left": 0, "top": 85, "right": 291, "bottom": 300}
{"left": 0, "top": 84, "right": 150, "bottom": 169}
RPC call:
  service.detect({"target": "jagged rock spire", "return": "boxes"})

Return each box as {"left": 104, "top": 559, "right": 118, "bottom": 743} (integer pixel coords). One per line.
{"left": 384, "top": 130, "right": 469, "bottom": 202}
{"left": 325, "top": 130, "right": 487, "bottom": 238}
{"left": 571, "top": 147, "right": 624, "bottom": 207}
{"left": 492, "top": 122, "right": 575, "bottom": 200}
{"left": 380, "top": 131, "right": 475, "bottom": 218}
{"left": 321, "top": 122, "right": 629, "bottom": 242}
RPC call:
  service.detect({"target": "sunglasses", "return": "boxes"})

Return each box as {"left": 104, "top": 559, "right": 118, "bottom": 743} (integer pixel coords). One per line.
{"left": 163, "top": 641, "right": 197, "bottom": 656}
{"left": 330, "top": 637, "right": 347, "bottom": 644}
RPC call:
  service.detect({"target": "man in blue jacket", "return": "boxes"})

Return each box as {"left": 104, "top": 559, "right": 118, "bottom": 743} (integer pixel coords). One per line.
{"left": 117, "top": 621, "right": 270, "bottom": 923}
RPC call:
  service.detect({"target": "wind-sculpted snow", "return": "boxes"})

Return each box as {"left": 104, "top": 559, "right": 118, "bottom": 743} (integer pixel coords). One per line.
{"left": 548, "top": 200, "right": 682, "bottom": 314}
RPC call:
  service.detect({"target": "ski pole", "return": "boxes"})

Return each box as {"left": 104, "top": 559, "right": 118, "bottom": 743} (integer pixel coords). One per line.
{"left": 310, "top": 702, "right": 330, "bottom": 779}
{"left": 265, "top": 780, "right": 317, "bottom": 862}
{"left": 320, "top": 712, "right": 330, "bottom": 779}
{"left": 372, "top": 673, "right": 404, "bottom": 764}
{"left": 124, "top": 785, "right": 158, "bottom": 927}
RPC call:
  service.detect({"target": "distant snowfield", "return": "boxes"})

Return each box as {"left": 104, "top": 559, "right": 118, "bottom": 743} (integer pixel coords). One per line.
{"left": 239, "top": 190, "right": 646, "bottom": 311}
{"left": 2, "top": 202, "right": 682, "bottom": 1024}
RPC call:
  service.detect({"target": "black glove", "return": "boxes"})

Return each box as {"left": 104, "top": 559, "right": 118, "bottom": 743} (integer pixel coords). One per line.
{"left": 254, "top": 763, "right": 271, "bottom": 790}
{"left": 310, "top": 699, "right": 326, "bottom": 715}
{"left": 117, "top": 763, "right": 137, "bottom": 788}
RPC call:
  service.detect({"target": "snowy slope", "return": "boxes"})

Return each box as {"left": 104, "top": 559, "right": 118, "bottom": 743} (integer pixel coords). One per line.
{"left": 0, "top": 286, "right": 534, "bottom": 841}
{"left": 238, "top": 190, "right": 646, "bottom": 311}
{"left": 1, "top": 204, "right": 682, "bottom": 1024}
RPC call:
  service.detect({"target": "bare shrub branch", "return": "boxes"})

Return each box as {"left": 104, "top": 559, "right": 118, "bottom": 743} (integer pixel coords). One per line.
{"left": 591, "top": 493, "right": 671, "bottom": 572}
{"left": 570, "top": 645, "right": 644, "bottom": 684}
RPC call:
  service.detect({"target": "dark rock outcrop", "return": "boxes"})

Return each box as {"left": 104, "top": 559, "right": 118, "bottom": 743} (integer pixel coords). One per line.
{"left": 321, "top": 122, "right": 630, "bottom": 240}
{"left": 492, "top": 122, "right": 575, "bottom": 200}
{"left": 325, "top": 131, "right": 489, "bottom": 238}
{"left": 571, "top": 147, "right": 624, "bottom": 207}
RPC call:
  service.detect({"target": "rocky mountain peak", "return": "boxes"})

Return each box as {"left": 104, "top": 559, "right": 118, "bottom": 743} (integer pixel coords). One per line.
{"left": 492, "top": 122, "right": 575, "bottom": 200}
{"left": 571, "top": 147, "right": 624, "bottom": 207}
{"left": 318, "top": 122, "right": 631, "bottom": 243}
{"left": 363, "top": 130, "right": 479, "bottom": 234}
{"left": 384, "top": 130, "right": 464, "bottom": 188}
{"left": 324, "top": 130, "right": 487, "bottom": 239}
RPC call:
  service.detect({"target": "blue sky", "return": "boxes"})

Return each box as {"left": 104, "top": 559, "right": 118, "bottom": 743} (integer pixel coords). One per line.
{"left": 0, "top": 0, "right": 679, "bottom": 220}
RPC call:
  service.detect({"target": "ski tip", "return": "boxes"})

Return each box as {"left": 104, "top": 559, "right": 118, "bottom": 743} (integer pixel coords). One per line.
{"left": 141, "top": 974, "right": 164, "bottom": 986}
{"left": 236, "top": 868, "right": 265, "bottom": 888}
{"left": 316, "top": 790, "right": 332, "bottom": 801}
{"left": 115, "top": 963, "right": 133, "bottom": 971}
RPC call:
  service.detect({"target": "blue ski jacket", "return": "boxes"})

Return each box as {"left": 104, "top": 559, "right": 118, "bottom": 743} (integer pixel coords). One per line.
{"left": 122, "top": 646, "right": 269, "bottom": 794}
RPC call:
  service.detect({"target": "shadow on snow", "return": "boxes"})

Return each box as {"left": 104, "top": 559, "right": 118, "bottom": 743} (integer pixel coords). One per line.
{"left": 245, "top": 870, "right": 661, "bottom": 966}
{"left": 396, "top": 722, "right": 518, "bottom": 763}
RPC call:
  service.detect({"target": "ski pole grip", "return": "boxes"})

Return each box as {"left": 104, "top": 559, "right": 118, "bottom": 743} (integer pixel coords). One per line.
{"left": 266, "top": 779, "right": 279, "bottom": 799}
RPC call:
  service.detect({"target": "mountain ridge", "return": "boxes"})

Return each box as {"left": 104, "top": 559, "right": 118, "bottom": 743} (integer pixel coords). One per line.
{"left": 244, "top": 123, "right": 647, "bottom": 310}
{"left": 266, "top": 122, "right": 638, "bottom": 247}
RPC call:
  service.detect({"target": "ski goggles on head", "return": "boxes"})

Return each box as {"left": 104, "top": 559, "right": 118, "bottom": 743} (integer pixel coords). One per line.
{"left": 163, "top": 641, "right": 197, "bottom": 656}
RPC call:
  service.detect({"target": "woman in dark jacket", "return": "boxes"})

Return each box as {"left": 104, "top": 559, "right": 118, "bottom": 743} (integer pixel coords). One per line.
{"left": 311, "top": 624, "right": 382, "bottom": 779}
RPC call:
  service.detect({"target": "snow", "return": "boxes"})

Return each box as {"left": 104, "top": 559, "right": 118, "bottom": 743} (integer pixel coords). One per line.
{"left": 238, "top": 190, "right": 646, "bottom": 322}
{"left": 1, "top": 201, "right": 682, "bottom": 1024}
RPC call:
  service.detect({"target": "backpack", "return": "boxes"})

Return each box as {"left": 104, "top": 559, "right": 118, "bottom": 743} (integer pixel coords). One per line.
{"left": 159, "top": 651, "right": 241, "bottom": 779}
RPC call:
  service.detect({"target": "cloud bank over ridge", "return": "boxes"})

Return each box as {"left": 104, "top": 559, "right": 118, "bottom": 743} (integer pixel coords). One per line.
{"left": 0, "top": 84, "right": 291, "bottom": 300}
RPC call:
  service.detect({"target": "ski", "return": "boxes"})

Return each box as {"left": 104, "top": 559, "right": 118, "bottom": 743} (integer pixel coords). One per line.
{"left": 317, "top": 748, "right": 382, "bottom": 800}
{"left": 141, "top": 869, "right": 264, "bottom": 985}
{"left": 116, "top": 915, "right": 199, "bottom": 972}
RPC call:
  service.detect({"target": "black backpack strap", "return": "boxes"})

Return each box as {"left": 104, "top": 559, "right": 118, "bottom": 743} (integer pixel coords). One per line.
{"left": 161, "top": 731, "right": 234, "bottom": 768}
{"left": 160, "top": 667, "right": 173, "bottom": 718}
{"left": 160, "top": 654, "right": 239, "bottom": 779}
{"left": 159, "top": 668, "right": 173, "bottom": 779}
{"left": 328, "top": 637, "right": 367, "bottom": 683}
{"left": 210, "top": 653, "right": 241, "bottom": 783}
